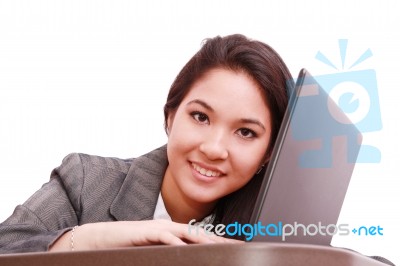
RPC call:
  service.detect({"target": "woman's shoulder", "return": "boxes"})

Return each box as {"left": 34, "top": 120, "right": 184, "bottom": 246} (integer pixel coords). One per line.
{"left": 58, "top": 152, "right": 133, "bottom": 175}
{"left": 58, "top": 145, "right": 167, "bottom": 175}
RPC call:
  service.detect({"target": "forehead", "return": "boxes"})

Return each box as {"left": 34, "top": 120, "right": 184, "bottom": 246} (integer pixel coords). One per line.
{"left": 181, "top": 68, "right": 270, "bottom": 117}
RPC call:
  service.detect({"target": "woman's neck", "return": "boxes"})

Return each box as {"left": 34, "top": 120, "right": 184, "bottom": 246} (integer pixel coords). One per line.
{"left": 161, "top": 166, "right": 216, "bottom": 223}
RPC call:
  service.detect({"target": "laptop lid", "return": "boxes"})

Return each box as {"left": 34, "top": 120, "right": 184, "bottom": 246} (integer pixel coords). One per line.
{"left": 248, "top": 68, "right": 362, "bottom": 245}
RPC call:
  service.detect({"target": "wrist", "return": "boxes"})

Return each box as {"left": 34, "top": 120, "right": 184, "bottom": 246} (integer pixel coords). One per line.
{"left": 75, "top": 223, "right": 104, "bottom": 251}
{"left": 70, "top": 225, "right": 79, "bottom": 251}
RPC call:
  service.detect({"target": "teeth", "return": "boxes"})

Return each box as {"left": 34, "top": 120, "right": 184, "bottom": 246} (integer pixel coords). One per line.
{"left": 192, "top": 163, "right": 221, "bottom": 177}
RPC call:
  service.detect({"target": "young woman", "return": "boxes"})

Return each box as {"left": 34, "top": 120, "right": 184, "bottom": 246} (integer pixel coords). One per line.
{"left": 0, "top": 34, "right": 293, "bottom": 253}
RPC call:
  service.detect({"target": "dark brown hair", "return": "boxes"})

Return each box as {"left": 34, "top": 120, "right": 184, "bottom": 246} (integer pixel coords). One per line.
{"left": 163, "top": 34, "right": 294, "bottom": 239}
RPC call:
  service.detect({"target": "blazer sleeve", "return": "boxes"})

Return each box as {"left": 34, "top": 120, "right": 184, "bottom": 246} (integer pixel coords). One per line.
{"left": 0, "top": 153, "right": 85, "bottom": 254}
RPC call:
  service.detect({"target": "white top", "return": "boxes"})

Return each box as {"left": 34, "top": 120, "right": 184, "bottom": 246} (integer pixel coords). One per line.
{"left": 153, "top": 192, "right": 172, "bottom": 220}
{"left": 153, "top": 193, "right": 214, "bottom": 224}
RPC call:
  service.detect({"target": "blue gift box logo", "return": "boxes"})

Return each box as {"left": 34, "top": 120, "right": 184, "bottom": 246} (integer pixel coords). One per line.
{"left": 292, "top": 40, "right": 382, "bottom": 168}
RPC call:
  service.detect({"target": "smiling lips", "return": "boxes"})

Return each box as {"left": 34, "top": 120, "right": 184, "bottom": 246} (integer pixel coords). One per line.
{"left": 191, "top": 163, "right": 222, "bottom": 177}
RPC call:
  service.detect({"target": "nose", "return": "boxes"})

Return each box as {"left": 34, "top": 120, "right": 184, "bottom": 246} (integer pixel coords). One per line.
{"left": 199, "top": 129, "right": 229, "bottom": 161}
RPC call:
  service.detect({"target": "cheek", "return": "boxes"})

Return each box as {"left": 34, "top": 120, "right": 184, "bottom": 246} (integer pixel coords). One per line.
{"left": 167, "top": 115, "right": 201, "bottom": 157}
{"left": 168, "top": 112, "right": 203, "bottom": 145}
{"left": 230, "top": 144, "right": 267, "bottom": 178}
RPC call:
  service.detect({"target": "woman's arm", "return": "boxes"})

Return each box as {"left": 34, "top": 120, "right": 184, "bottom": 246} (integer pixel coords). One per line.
{"left": 0, "top": 154, "right": 83, "bottom": 254}
{"left": 1, "top": 153, "right": 236, "bottom": 254}
{"left": 49, "top": 220, "right": 235, "bottom": 252}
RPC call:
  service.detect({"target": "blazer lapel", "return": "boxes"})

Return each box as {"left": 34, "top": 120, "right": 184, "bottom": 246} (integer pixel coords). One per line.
{"left": 110, "top": 145, "right": 168, "bottom": 221}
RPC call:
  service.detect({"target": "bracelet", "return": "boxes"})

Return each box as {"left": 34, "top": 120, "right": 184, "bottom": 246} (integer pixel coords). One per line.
{"left": 70, "top": 225, "right": 79, "bottom": 251}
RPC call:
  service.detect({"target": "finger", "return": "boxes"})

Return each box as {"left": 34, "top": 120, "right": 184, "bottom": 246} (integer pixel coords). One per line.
{"left": 180, "top": 225, "right": 224, "bottom": 244}
{"left": 154, "top": 221, "right": 215, "bottom": 244}
{"left": 159, "top": 231, "right": 188, "bottom": 246}
{"left": 145, "top": 230, "right": 188, "bottom": 246}
{"left": 179, "top": 223, "right": 245, "bottom": 244}
{"left": 152, "top": 220, "right": 236, "bottom": 245}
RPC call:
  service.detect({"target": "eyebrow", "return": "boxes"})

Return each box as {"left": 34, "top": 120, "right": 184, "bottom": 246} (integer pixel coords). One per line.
{"left": 240, "top": 118, "right": 266, "bottom": 131}
{"left": 187, "top": 99, "right": 214, "bottom": 111}
{"left": 186, "top": 99, "right": 266, "bottom": 131}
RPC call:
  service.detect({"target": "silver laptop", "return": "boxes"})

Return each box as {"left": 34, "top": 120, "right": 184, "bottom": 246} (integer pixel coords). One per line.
{"left": 248, "top": 69, "right": 362, "bottom": 245}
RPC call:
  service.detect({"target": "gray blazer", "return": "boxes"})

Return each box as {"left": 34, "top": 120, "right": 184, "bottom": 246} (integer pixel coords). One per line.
{"left": 0, "top": 145, "right": 168, "bottom": 254}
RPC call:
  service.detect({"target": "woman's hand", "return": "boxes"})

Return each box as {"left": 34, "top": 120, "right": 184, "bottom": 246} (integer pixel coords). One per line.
{"left": 49, "top": 220, "right": 239, "bottom": 252}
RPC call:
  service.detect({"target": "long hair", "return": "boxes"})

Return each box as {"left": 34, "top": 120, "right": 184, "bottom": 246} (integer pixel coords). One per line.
{"left": 163, "top": 34, "right": 294, "bottom": 239}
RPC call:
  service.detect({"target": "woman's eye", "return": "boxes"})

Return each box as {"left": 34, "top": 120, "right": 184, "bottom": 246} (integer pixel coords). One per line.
{"left": 237, "top": 128, "right": 257, "bottom": 139}
{"left": 191, "top": 111, "right": 209, "bottom": 124}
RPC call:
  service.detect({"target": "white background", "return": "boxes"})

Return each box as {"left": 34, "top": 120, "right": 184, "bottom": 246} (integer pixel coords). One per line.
{"left": 0, "top": 0, "right": 398, "bottom": 263}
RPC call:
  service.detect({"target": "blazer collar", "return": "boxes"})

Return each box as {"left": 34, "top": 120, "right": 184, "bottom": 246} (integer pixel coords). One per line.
{"left": 110, "top": 145, "right": 168, "bottom": 221}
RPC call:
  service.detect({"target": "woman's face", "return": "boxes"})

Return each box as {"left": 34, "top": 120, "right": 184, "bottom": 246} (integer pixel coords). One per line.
{"left": 165, "top": 68, "right": 272, "bottom": 205}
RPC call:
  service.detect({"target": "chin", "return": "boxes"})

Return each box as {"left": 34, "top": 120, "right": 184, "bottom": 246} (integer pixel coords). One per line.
{"left": 183, "top": 187, "right": 219, "bottom": 204}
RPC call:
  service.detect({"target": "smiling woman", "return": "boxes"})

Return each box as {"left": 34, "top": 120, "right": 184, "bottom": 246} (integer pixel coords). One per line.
{"left": 163, "top": 68, "right": 272, "bottom": 223}
{"left": 0, "top": 34, "right": 293, "bottom": 253}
